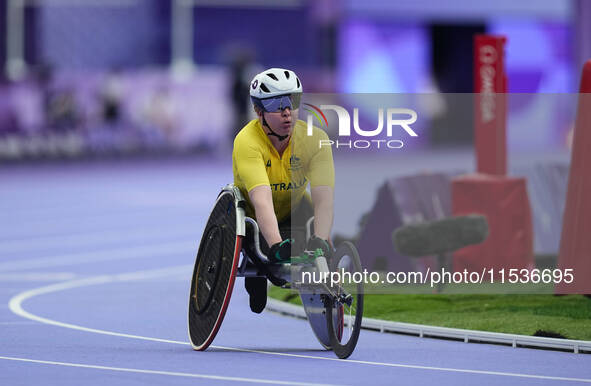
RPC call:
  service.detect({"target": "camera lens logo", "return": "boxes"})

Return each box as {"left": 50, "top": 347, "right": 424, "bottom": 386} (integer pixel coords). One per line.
{"left": 304, "top": 103, "right": 418, "bottom": 150}
{"left": 303, "top": 103, "right": 328, "bottom": 127}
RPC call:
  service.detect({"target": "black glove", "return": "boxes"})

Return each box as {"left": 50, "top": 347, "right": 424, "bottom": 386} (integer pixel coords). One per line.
{"left": 268, "top": 239, "right": 293, "bottom": 263}
{"left": 306, "top": 236, "right": 332, "bottom": 259}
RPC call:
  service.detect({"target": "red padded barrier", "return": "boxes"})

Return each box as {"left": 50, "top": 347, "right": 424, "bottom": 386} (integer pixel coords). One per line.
{"left": 452, "top": 174, "right": 534, "bottom": 276}
{"left": 557, "top": 60, "right": 591, "bottom": 294}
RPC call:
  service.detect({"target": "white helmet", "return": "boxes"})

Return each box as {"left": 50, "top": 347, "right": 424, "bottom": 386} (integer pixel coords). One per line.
{"left": 249, "top": 68, "right": 302, "bottom": 99}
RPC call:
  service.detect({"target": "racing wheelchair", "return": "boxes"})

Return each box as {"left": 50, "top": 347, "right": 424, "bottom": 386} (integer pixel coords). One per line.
{"left": 187, "top": 184, "right": 363, "bottom": 359}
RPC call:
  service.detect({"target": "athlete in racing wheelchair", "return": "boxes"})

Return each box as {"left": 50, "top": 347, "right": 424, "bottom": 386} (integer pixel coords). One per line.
{"left": 187, "top": 68, "right": 363, "bottom": 359}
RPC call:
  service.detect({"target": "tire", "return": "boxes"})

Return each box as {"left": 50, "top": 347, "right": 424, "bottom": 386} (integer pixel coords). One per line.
{"left": 325, "top": 241, "right": 364, "bottom": 359}
{"left": 188, "top": 190, "right": 242, "bottom": 350}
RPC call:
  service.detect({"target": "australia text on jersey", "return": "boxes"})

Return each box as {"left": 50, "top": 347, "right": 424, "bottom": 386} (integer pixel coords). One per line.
{"left": 270, "top": 177, "right": 307, "bottom": 191}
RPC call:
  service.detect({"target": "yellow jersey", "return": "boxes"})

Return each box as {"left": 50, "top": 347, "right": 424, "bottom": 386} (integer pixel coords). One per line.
{"left": 232, "top": 118, "right": 334, "bottom": 222}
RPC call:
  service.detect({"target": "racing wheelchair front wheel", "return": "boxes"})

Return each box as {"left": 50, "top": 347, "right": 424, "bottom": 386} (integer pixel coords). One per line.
{"left": 325, "top": 241, "right": 364, "bottom": 359}
{"left": 188, "top": 188, "right": 243, "bottom": 350}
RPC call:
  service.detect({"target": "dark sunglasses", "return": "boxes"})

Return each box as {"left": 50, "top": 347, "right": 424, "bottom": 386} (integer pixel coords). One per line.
{"left": 257, "top": 93, "right": 301, "bottom": 112}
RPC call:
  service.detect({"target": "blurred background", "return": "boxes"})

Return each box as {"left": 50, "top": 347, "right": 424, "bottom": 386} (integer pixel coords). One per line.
{"left": 0, "top": 0, "right": 590, "bottom": 160}
{"left": 1, "top": 2, "right": 589, "bottom": 352}
{"left": 2, "top": 0, "right": 591, "bottom": 259}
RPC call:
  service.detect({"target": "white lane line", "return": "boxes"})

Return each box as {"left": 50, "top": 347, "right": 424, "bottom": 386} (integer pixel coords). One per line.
{"left": 0, "top": 355, "right": 334, "bottom": 386}
{"left": 0, "top": 225, "right": 200, "bottom": 255}
{"left": 8, "top": 268, "right": 192, "bottom": 345}
{"left": 3, "top": 209, "right": 189, "bottom": 233}
{"left": 0, "top": 272, "right": 77, "bottom": 281}
{"left": 0, "top": 189, "right": 209, "bottom": 219}
{"left": 214, "top": 346, "right": 591, "bottom": 384}
{"left": 0, "top": 241, "right": 196, "bottom": 272}
{"left": 8, "top": 267, "right": 591, "bottom": 384}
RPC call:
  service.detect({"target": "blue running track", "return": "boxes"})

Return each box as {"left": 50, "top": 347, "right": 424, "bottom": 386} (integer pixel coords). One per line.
{"left": 1, "top": 158, "right": 590, "bottom": 385}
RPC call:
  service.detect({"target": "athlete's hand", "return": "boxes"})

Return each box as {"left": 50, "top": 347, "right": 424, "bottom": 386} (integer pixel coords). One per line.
{"left": 306, "top": 236, "right": 332, "bottom": 259}
{"left": 268, "top": 239, "right": 293, "bottom": 263}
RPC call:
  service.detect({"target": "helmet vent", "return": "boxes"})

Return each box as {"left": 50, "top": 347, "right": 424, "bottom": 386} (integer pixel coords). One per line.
{"left": 296, "top": 78, "right": 300, "bottom": 88}
{"left": 284, "top": 71, "right": 290, "bottom": 79}
{"left": 266, "top": 73, "right": 278, "bottom": 81}
{"left": 260, "top": 83, "right": 270, "bottom": 93}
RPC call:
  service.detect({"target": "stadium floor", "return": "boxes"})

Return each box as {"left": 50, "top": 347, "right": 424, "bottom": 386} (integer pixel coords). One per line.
{"left": 1, "top": 154, "right": 589, "bottom": 385}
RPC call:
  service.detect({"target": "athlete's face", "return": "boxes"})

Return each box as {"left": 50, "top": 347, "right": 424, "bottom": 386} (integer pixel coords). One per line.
{"left": 262, "top": 107, "right": 298, "bottom": 137}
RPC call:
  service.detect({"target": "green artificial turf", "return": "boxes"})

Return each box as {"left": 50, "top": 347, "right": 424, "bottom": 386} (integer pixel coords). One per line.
{"left": 268, "top": 287, "right": 591, "bottom": 341}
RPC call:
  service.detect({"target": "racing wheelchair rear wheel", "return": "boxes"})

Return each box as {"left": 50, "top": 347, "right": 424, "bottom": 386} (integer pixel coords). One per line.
{"left": 188, "top": 187, "right": 244, "bottom": 350}
{"left": 325, "top": 241, "right": 364, "bottom": 359}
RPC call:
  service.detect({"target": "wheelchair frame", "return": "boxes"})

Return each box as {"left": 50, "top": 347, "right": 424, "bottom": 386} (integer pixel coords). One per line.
{"left": 188, "top": 184, "right": 363, "bottom": 359}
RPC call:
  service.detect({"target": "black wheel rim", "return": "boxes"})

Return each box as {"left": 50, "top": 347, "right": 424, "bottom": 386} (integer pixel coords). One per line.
{"left": 188, "top": 191, "right": 239, "bottom": 350}
{"left": 326, "top": 241, "right": 364, "bottom": 359}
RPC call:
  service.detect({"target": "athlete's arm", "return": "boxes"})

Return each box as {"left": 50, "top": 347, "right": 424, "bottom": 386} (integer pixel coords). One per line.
{"left": 248, "top": 185, "right": 283, "bottom": 247}
{"left": 311, "top": 185, "right": 334, "bottom": 240}
{"left": 306, "top": 127, "right": 335, "bottom": 241}
{"left": 234, "top": 133, "right": 283, "bottom": 247}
